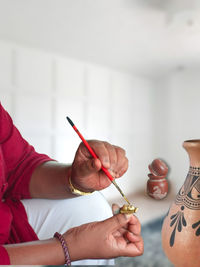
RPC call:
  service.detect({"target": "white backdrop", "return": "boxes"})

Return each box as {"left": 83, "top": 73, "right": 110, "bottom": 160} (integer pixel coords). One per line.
{"left": 0, "top": 40, "right": 155, "bottom": 201}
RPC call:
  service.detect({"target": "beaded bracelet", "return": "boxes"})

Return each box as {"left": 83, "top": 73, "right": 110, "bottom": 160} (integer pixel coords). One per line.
{"left": 54, "top": 232, "right": 71, "bottom": 266}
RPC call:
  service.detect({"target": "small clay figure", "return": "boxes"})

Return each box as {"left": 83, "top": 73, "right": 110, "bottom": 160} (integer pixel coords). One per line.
{"left": 147, "top": 158, "right": 169, "bottom": 200}
{"left": 120, "top": 204, "right": 138, "bottom": 214}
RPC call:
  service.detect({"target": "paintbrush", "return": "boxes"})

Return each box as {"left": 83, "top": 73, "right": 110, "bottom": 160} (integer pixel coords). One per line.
{"left": 66, "top": 116, "right": 132, "bottom": 206}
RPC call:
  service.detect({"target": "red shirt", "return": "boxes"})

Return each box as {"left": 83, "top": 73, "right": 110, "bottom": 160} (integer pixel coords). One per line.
{"left": 0, "top": 103, "right": 52, "bottom": 264}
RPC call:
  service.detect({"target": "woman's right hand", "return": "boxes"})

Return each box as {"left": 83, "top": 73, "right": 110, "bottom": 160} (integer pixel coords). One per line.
{"left": 63, "top": 209, "right": 143, "bottom": 261}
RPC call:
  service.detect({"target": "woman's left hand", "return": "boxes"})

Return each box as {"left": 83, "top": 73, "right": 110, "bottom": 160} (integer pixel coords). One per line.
{"left": 64, "top": 204, "right": 143, "bottom": 261}
{"left": 70, "top": 140, "right": 128, "bottom": 192}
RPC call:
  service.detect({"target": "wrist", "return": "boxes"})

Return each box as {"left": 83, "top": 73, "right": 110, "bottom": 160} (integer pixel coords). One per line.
{"left": 68, "top": 175, "right": 94, "bottom": 196}
{"left": 67, "top": 168, "right": 95, "bottom": 195}
{"left": 54, "top": 232, "right": 71, "bottom": 266}
{"left": 63, "top": 228, "right": 82, "bottom": 261}
{"left": 5, "top": 237, "right": 71, "bottom": 265}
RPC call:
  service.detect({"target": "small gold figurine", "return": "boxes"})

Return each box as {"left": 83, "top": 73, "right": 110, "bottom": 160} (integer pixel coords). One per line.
{"left": 120, "top": 204, "right": 138, "bottom": 214}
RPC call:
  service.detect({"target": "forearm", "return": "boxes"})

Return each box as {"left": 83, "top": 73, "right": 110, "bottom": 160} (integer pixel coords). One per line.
{"left": 29, "top": 161, "right": 76, "bottom": 199}
{"left": 5, "top": 238, "right": 67, "bottom": 265}
{"left": 5, "top": 227, "right": 91, "bottom": 265}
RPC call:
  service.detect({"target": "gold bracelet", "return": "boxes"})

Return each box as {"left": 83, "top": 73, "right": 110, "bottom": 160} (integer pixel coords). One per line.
{"left": 68, "top": 176, "right": 95, "bottom": 196}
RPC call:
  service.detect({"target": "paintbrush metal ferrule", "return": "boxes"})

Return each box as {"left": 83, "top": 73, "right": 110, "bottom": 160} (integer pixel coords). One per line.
{"left": 111, "top": 180, "right": 130, "bottom": 205}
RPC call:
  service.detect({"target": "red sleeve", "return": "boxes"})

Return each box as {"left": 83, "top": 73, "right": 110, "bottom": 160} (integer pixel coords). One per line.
{"left": 0, "top": 103, "right": 53, "bottom": 200}
{"left": 0, "top": 246, "right": 10, "bottom": 264}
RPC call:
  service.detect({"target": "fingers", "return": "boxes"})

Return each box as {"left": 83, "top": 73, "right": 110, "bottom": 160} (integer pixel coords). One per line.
{"left": 103, "top": 213, "right": 130, "bottom": 233}
{"left": 112, "top": 145, "right": 128, "bottom": 178}
{"left": 125, "top": 231, "right": 141, "bottom": 243}
{"left": 76, "top": 140, "right": 128, "bottom": 179}
{"left": 87, "top": 140, "right": 128, "bottom": 178}
{"left": 72, "top": 140, "right": 128, "bottom": 191}
{"left": 104, "top": 142, "right": 118, "bottom": 171}
{"left": 75, "top": 158, "right": 102, "bottom": 177}
{"left": 112, "top": 203, "right": 141, "bottom": 241}
{"left": 81, "top": 140, "right": 111, "bottom": 169}
{"left": 124, "top": 215, "right": 143, "bottom": 256}
{"left": 112, "top": 204, "right": 141, "bottom": 234}
{"left": 121, "top": 218, "right": 143, "bottom": 257}
{"left": 104, "top": 213, "right": 143, "bottom": 257}
{"left": 128, "top": 215, "right": 141, "bottom": 235}
{"left": 125, "top": 236, "right": 144, "bottom": 257}
{"left": 112, "top": 203, "right": 120, "bottom": 215}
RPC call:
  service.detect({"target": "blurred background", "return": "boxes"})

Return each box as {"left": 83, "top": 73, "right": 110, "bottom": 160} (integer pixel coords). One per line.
{"left": 1, "top": 0, "right": 200, "bottom": 225}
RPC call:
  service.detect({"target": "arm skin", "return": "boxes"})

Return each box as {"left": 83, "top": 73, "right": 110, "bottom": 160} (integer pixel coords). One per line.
{"left": 29, "top": 161, "right": 75, "bottom": 199}
{"left": 5, "top": 212, "right": 143, "bottom": 265}
{"left": 4, "top": 141, "right": 133, "bottom": 264}
{"left": 5, "top": 238, "right": 66, "bottom": 265}
{"left": 29, "top": 140, "right": 129, "bottom": 198}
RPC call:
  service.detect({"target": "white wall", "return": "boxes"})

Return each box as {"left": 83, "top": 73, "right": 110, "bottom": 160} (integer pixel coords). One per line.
{"left": 153, "top": 68, "right": 200, "bottom": 193}
{"left": 2, "top": 38, "right": 196, "bottom": 206}
{"left": 0, "top": 40, "right": 155, "bottom": 201}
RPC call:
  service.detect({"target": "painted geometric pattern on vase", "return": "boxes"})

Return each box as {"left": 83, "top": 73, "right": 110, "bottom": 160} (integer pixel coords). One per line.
{"left": 192, "top": 220, "right": 200, "bottom": 237}
{"left": 168, "top": 166, "right": 200, "bottom": 246}
{"left": 169, "top": 206, "right": 187, "bottom": 247}
{"left": 175, "top": 167, "right": 200, "bottom": 210}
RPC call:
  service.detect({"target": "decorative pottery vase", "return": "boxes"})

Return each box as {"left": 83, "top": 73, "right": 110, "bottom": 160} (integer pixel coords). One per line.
{"left": 162, "top": 140, "right": 200, "bottom": 267}
{"left": 147, "top": 158, "right": 169, "bottom": 200}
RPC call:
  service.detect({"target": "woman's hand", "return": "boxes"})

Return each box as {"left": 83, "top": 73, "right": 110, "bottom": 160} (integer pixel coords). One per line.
{"left": 63, "top": 205, "right": 143, "bottom": 261}
{"left": 71, "top": 140, "right": 128, "bottom": 192}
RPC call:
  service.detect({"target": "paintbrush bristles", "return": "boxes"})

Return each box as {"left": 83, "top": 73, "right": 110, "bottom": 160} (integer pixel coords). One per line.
{"left": 66, "top": 116, "right": 74, "bottom": 127}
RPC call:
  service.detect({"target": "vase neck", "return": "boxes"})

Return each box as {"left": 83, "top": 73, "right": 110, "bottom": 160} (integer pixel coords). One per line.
{"left": 188, "top": 166, "right": 200, "bottom": 175}
{"left": 183, "top": 140, "right": 200, "bottom": 167}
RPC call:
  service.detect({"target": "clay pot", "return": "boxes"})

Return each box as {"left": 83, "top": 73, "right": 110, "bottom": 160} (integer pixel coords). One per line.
{"left": 148, "top": 173, "right": 166, "bottom": 180}
{"left": 147, "top": 174, "right": 168, "bottom": 199}
{"left": 147, "top": 159, "right": 169, "bottom": 199}
{"left": 162, "top": 140, "right": 200, "bottom": 267}
{"left": 149, "top": 158, "right": 168, "bottom": 177}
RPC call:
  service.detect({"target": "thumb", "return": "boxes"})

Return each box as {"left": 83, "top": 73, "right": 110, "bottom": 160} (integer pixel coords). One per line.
{"left": 104, "top": 213, "right": 130, "bottom": 233}
{"left": 76, "top": 158, "right": 102, "bottom": 177}
{"left": 112, "top": 203, "right": 120, "bottom": 215}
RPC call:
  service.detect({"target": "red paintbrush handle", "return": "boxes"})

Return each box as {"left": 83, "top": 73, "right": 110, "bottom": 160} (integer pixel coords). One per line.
{"left": 101, "top": 166, "right": 114, "bottom": 181}
{"left": 73, "top": 125, "right": 114, "bottom": 182}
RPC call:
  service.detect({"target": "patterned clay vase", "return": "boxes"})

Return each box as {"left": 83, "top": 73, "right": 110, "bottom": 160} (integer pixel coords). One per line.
{"left": 162, "top": 140, "right": 200, "bottom": 267}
